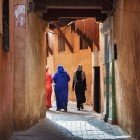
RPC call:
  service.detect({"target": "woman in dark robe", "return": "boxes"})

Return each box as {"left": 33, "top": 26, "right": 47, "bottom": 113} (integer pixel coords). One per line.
{"left": 53, "top": 65, "right": 70, "bottom": 111}
{"left": 72, "top": 64, "right": 87, "bottom": 110}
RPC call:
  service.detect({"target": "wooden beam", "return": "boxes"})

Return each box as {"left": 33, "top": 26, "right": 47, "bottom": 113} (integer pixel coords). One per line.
{"left": 58, "top": 18, "right": 76, "bottom": 26}
{"left": 42, "top": 9, "right": 107, "bottom": 21}
{"left": 77, "top": 29, "right": 93, "bottom": 52}
{"left": 48, "top": 18, "right": 76, "bottom": 30}
{"left": 48, "top": 46, "right": 53, "bottom": 55}
{"left": 34, "top": 5, "right": 102, "bottom": 12}
{"left": 34, "top": 0, "right": 114, "bottom": 12}
{"left": 44, "top": 15, "right": 107, "bottom": 22}
{"left": 43, "top": 9, "right": 105, "bottom": 17}
{"left": 53, "top": 23, "right": 73, "bottom": 53}
{"left": 33, "top": 0, "right": 114, "bottom": 22}
{"left": 34, "top": 0, "right": 101, "bottom": 8}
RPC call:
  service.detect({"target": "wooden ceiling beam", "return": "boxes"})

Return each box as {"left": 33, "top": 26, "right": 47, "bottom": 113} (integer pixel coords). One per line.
{"left": 33, "top": 0, "right": 114, "bottom": 22}
{"left": 33, "top": 0, "right": 101, "bottom": 7}
{"left": 45, "top": 9, "right": 102, "bottom": 16}
{"left": 49, "top": 18, "right": 77, "bottom": 30}
{"left": 42, "top": 9, "right": 107, "bottom": 21}
{"left": 34, "top": 5, "right": 102, "bottom": 12}
{"left": 44, "top": 16, "right": 107, "bottom": 22}
{"left": 34, "top": 0, "right": 114, "bottom": 12}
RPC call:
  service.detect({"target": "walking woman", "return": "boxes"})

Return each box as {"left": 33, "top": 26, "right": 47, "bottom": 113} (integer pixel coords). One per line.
{"left": 72, "top": 64, "right": 87, "bottom": 110}
{"left": 53, "top": 65, "right": 70, "bottom": 111}
{"left": 45, "top": 66, "right": 53, "bottom": 110}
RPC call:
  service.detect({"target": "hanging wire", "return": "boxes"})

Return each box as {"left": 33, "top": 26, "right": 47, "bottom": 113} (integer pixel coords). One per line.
{"left": 34, "top": 10, "right": 75, "bottom": 34}
{"left": 47, "top": 21, "right": 75, "bottom": 35}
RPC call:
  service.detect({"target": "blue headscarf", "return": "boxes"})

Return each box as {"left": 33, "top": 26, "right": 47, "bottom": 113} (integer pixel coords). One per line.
{"left": 57, "top": 65, "right": 65, "bottom": 73}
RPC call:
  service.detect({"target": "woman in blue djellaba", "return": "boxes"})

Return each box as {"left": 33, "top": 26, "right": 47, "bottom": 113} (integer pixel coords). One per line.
{"left": 53, "top": 65, "right": 70, "bottom": 112}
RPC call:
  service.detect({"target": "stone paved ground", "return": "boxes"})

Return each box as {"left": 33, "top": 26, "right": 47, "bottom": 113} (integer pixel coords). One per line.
{"left": 10, "top": 102, "right": 133, "bottom": 140}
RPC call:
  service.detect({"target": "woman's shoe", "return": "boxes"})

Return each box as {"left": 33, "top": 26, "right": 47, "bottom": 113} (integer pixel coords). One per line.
{"left": 81, "top": 104, "right": 84, "bottom": 110}
{"left": 64, "top": 103, "right": 67, "bottom": 112}
{"left": 77, "top": 108, "right": 80, "bottom": 111}
{"left": 64, "top": 107, "right": 67, "bottom": 112}
{"left": 56, "top": 109, "right": 61, "bottom": 111}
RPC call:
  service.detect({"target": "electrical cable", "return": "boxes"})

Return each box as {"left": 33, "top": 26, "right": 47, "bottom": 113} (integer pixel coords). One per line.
{"left": 34, "top": 11, "right": 75, "bottom": 34}
{"left": 47, "top": 21, "right": 75, "bottom": 35}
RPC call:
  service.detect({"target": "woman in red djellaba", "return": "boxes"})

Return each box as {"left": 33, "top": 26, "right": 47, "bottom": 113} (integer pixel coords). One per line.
{"left": 45, "top": 66, "right": 53, "bottom": 109}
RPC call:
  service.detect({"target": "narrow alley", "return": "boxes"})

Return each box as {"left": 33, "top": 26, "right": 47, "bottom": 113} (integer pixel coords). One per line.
{"left": 0, "top": 0, "right": 140, "bottom": 140}
{"left": 10, "top": 102, "right": 131, "bottom": 140}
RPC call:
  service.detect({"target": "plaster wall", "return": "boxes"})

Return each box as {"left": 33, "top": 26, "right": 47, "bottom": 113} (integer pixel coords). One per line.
{"left": 0, "top": 0, "right": 14, "bottom": 139}
{"left": 13, "top": 1, "right": 46, "bottom": 130}
{"left": 114, "top": 0, "right": 140, "bottom": 139}
{"left": 99, "top": 29, "right": 106, "bottom": 113}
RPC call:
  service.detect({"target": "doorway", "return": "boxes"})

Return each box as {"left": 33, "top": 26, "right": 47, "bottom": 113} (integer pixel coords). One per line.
{"left": 3, "top": 0, "right": 9, "bottom": 52}
{"left": 93, "top": 66, "right": 100, "bottom": 113}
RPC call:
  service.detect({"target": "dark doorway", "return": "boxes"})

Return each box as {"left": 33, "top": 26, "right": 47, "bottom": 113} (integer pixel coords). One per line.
{"left": 93, "top": 66, "right": 100, "bottom": 113}
{"left": 3, "top": 0, "right": 9, "bottom": 52}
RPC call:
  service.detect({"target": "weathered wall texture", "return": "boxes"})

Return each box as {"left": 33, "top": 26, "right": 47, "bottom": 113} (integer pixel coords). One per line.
{"left": 114, "top": 0, "right": 140, "bottom": 139}
{"left": 99, "top": 28, "right": 105, "bottom": 113}
{"left": 0, "top": 0, "right": 14, "bottom": 139}
{"left": 25, "top": 12, "right": 46, "bottom": 127}
{"left": 47, "top": 26, "right": 93, "bottom": 105}
{"left": 13, "top": 1, "right": 46, "bottom": 129}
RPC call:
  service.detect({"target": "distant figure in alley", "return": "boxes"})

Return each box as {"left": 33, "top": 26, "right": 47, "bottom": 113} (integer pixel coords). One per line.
{"left": 53, "top": 65, "right": 70, "bottom": 111}
{"left": 45, "top": 66, "right": 53, "bottom": 110}
{"left": 72, "top": 64, "right": 87, "bottom": 110}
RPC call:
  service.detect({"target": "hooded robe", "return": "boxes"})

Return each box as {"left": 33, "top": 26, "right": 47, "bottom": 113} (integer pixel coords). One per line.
{"left": 53, "top": 66, "right": 70, "bottom": 109}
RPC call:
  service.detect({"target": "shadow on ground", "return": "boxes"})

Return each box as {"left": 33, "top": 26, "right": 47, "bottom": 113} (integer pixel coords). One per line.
{"left": 10, "top": 102, "right": 132, "bottom": 140}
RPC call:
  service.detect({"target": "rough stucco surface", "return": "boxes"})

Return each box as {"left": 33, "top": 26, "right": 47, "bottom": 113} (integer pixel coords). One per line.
{"left": 114, "top": 0, "right": 140, "bottom": 139}
{"left": 99, "top": 29, "right": 105, "bottom": 114}
{"left": 47, "top": 27, "right": 93, "bottom": 105}
{"left": 13, "top": 2, "right": 46, "bottom": 130}
{"left": 25, "top": 13, "right": 46, "bottom": 128}
{"left": 0, "top": 1, "right": 14, "bottom": 139}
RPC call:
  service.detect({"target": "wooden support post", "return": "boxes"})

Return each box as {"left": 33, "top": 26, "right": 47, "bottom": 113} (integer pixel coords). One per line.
{"left": 53, "top": 23, "right": 73, "bottom": 53}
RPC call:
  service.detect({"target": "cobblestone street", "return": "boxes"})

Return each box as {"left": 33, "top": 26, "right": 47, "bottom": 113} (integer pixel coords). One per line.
{"left": 10, "top": 102, "right": 132, "bottom": 140}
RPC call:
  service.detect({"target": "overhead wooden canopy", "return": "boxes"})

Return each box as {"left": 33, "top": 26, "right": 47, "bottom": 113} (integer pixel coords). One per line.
{"left": 42, "top": 9, "right": 107, "bottom": 22}
{"left": 33, "top": 0, "right": 115, "bottom": 22}
{"left": 75, "top": 18, "right": 99, "bottom": 50}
